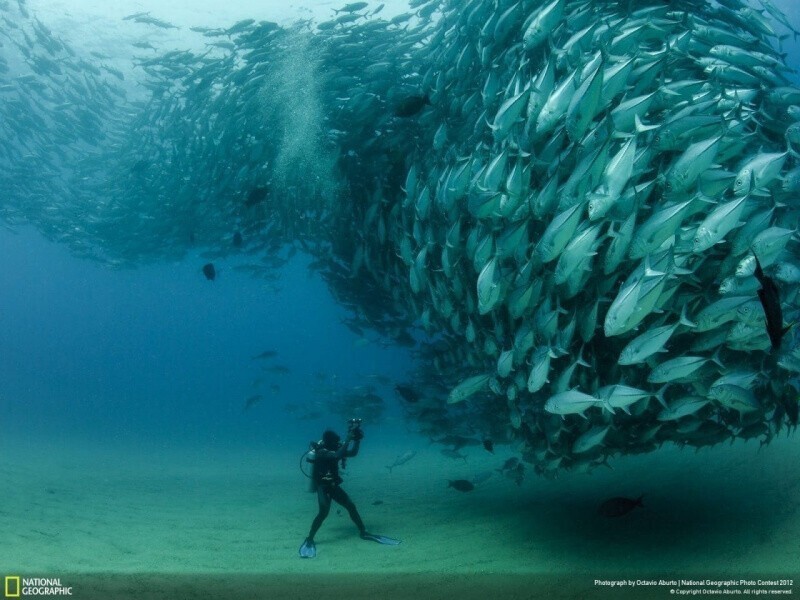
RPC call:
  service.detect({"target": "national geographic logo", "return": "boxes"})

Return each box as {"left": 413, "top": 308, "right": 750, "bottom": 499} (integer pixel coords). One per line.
{"left": 4, "top": 577, "right": 19, "bottom": 598}
{"left": 4, "top": 577, "right": 72, "bottom": 597}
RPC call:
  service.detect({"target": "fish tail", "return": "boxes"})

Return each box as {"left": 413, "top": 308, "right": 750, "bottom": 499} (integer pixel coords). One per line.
{"left": 634, "top": 113, "right": 658, "bottom": 134}
{"left": 576, "top": 344, "right": 590, "bottom": 368}
{"left": 710, "top": 347, "right": 725, "bottom": 370}
{"left": 643, "top": 254, "right": 666, "bottom": 278}
{"left": 655, "top": 385, "right": 669, "bottom": 410}
{"left": 751, "top": 248, "right": 764, "bottom": 279}
{"left": 678, "top": 304, "right": 696, "bottom": 329}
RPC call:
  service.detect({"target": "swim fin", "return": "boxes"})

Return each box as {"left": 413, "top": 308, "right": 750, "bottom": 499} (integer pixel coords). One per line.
{"left": 299, "top": 538, "right": 316, "bottom": 558}
{"left": 360, "top": 532, "right": 401, "bottom": 545}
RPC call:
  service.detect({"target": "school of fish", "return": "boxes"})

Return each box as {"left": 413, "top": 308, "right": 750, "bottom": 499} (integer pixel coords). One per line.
{"left": 2, "top": 0, "right": 800, "bottom": 476}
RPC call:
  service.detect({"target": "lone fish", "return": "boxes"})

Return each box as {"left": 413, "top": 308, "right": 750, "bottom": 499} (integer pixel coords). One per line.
{"left": 202, "top": 263, "right": 216, "bottom": 281}
{"left": 386, "top": 451, "right": 417, "bottom": 473}
{"left": 598, "top": 495, "right": 644, "bottom": 517}
{"left": 394, "top": 93, "right": 430, "bottom": 117}
{"left": 753, "top": 252, "right": 791, "bottom": 350}
{"left": 447, "top": 479, "right": 475, "bottom": 492}
{"left": 395, "top": 384, "right": 420, "bottom": 403}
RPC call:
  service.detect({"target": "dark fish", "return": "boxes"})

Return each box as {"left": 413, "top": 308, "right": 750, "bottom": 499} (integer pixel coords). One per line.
{"left": 386, "top": 451, "right": 417, "bottom": 472}
{"left": 440, "top": 448, "right": 467, "bottom": 462}
{"left": 395, "top": 383, "right": 419, "bottom": 403}
{"left": 252, "top": 350, "right": 278, "bottom": 360}
{"left": 122, "top": 11, "right": 150, "bottom": 21}
{"left": 448, "top": 479, "right": 475, "bottom": 492}
{"left": 394, "top": 93, "right": 430, "bottom": 117}
{"left": 497, "top": 457, "right": 519, "bottom": 472}
{"left": 265, "top": 365, "right": 290, "bottom": 374}
{"left": 502, "top": 462, "right": 524, "bottom": 485}
{"left": 372, "top": 500, "right": 384, "bottom": 506}
{"left": 202, "top": 263, "right": 216, "bottom": 280}
{"left": 482, "top": 438, "right": 494, "bottom": 453}
{"left": 133, "top": 15, "right": 177, "bottom": 29}
{"left": 232, "top": 231, "right": 243, "bottom": 247}
{"left": 598, "top": 495, "right": 644, "bottom": 517}
{"left": 753, "top": 252, "right": 790, "bottom": 350}
{"left": 435, "top": 434, "right": 481, "bottom": 449}
{"left": 243, "top": 394, "right": 263, "bottom": 411}
{"left": 245, "top": 185, "right": 269, "bottom": 207}
{"left": 334, "top": 2, "right": 369, "bottom": 13}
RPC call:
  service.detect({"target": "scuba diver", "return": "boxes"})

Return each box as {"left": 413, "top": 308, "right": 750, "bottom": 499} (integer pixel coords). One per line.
{"left": 299, "top": 419, "right": 400, "bottom": 558}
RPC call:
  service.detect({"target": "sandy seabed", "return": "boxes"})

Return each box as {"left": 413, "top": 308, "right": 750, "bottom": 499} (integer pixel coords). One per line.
{"left": 2, "top": 428, "right": 799, "bottom": 600}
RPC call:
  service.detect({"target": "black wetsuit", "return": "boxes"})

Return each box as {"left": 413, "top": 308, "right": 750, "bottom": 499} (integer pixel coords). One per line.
{"left": 307, "top": 438, "right": 366, "bottom": 540}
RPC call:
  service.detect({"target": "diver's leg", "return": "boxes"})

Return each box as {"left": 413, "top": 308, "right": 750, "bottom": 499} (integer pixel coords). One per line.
{"left": 330, "top": 486, "right": 366, "bottom": 535}
{"left": 308, "top": 488, "right": 332, "bottom": 540}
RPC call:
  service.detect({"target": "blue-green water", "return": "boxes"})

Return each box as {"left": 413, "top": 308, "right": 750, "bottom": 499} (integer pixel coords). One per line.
{"left": 3, "top": 0, "right": 800, "bottom": 598}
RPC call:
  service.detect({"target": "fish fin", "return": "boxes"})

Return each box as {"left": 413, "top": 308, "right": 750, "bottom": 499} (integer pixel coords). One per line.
{"left": 679, "top": 304, "right": 697, "bottom": 328}
{"left": 643, "top": 255, "right": 665, "bottom": 278}
{"left": 696, "top": 195, "right": 718, "bottom": 205}
{"left": 751, "top": 249, "right": 764, "bottom": 280}
{"left": 602, "top": 398, "right": 616, "bottom": 415}
{"left": 655, "top": 385, "right": 669, "bottom": 409}
{"left": 710, "top": 347, "right": 725, "bottom": 370}
{"left": 634, "top": 114, "right": 659, "bottom": 134}
{"left": 576, "top": 345, "right": 590, "bottom": 368}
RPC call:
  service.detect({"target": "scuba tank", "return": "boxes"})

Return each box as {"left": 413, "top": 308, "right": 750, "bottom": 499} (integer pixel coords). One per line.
{"left": 300, "top": 440, "right": 321, "bottom": 493}
{"left": 300, "top": 439, "right": 345, "bottom": 492}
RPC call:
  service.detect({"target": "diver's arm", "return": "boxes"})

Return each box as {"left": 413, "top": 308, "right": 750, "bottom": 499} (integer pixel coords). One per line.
{"left": 345, "top": 438, "right": 360, "bottom": 457}
{"left": 315, "top": 435, "right": 354, "bottom": 460}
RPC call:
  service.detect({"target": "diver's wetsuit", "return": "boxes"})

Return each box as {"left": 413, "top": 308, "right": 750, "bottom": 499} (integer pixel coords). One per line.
{"left": 307, "top": 436, "right": 366, "bottom": 540}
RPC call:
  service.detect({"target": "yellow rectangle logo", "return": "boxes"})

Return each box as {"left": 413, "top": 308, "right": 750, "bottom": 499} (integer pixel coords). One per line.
{"left": 4, "top": 576, "right": 20, "bottom": 598}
